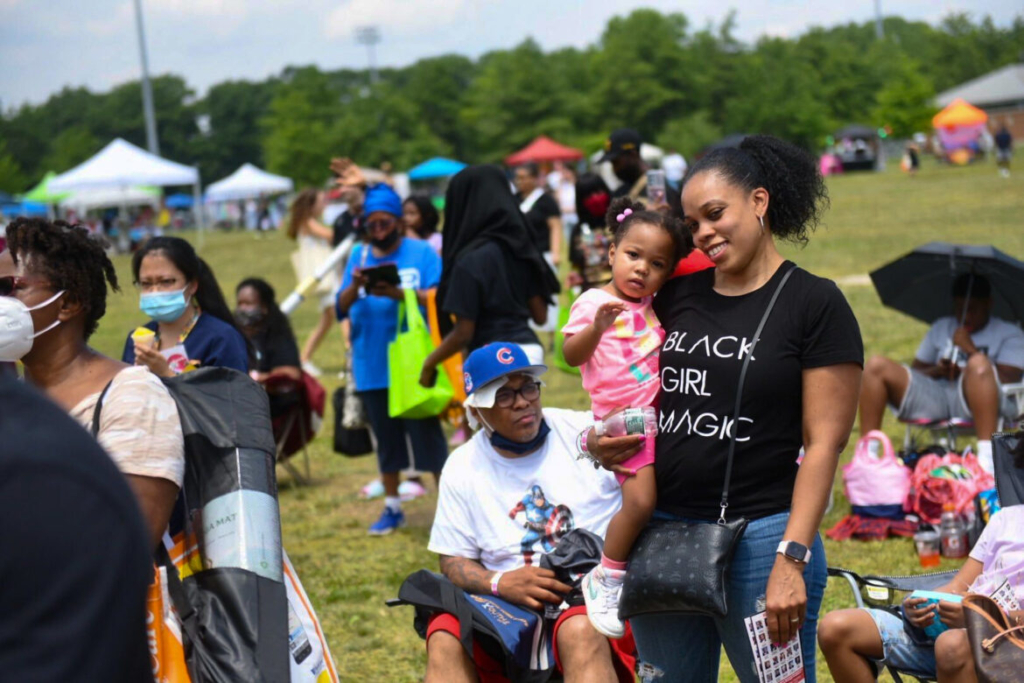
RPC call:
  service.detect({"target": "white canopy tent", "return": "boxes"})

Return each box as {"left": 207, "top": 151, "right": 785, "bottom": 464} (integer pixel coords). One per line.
{"left": 49, "top": 138, "right": 205, "bottom": 240}
{"left": 60, "top": 186, "right": 161, "bottom": 212}
{"left": 204, "top": 163, "right": 294, "bottom": 203}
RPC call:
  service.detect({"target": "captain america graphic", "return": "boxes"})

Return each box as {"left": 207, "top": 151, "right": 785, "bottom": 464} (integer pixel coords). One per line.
{"left": 508, "top": 485, "right": 574, "bottom": 566}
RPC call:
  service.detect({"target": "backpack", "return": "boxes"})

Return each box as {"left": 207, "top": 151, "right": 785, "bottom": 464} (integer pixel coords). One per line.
{"left": 908, "top": 451, "right": 995, "bottom": 525}
{"left": 843, "top": 431, "right": 911, "bottom": 519}
{"left": 94, "top": 367, "right": 290, "bottom": 682}
{"left": 388, "top": 570, "right": 554, "bottom": 683}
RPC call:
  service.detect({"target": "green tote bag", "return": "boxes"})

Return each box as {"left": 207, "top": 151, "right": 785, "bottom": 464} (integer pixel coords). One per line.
{"left": 388, "top": 287, "right": 454, "bottom": 419}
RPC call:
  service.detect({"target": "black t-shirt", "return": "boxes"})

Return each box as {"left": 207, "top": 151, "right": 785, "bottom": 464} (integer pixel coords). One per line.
{"left": 443, "top": 240, "right": 541, "bottom": 350}
{"left": 332, "top": 209, "right": 361, "bottom": 247}
{"left": 652, "top": 263, "right": 863, "bottom": 520}
{"left": 520, "top": 192, "right": 560, "bottom": 253}
{"left": 251, "top": 321, "right": 301, "bottom": 373}
{"left": 0, "top": 376, "right": 152, "bottom": 682}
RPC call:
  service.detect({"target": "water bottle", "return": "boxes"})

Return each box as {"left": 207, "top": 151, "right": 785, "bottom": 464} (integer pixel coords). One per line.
{"left": 939, "top": 503, "right": 968, "bottom": 559}
{"left": 594, "top": 407, "right": 658, "bottom": 438}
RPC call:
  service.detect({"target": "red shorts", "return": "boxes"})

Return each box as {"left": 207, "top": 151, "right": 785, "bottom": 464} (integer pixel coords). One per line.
{"left": 426, "top": 605, "right": 636, "bottom": 683}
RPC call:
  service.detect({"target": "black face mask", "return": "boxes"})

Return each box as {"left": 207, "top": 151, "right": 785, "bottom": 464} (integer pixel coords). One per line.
{"left": 235, "top": 309, "right": 264, "bottom": 327}
{"left": 487, "top": 419, "right": 551, "bottom": 456}
{"left": 371, "top": 229, "right": 400, "bottom": 251}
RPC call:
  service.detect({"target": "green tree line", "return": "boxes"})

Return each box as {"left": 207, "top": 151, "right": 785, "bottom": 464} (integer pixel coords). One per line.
{"left": 1, "top": 10, "right": 1021, "bottom": 192}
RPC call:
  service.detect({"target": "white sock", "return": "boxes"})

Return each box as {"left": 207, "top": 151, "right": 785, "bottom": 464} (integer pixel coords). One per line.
{"left": 977, "top": 440, "right": 994, "bottom": 474}
{"left": 384, "top": 496, "right": 402, "bottom": 513}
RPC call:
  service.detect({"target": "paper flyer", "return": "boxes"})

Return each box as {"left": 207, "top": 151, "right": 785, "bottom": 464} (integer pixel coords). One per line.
{"left": 744, "top": 611, "right": 805, "bottom": 683}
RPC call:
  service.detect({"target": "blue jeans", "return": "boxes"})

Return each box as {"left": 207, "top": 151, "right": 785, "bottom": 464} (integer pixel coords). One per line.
{"left": 630, "top": 511, "right": 827, "bottom": 683}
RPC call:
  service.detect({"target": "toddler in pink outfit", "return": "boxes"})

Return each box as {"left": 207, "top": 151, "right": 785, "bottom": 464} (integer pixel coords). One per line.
{"left": 561, "top": 197, "right": 690, "bottom": 639}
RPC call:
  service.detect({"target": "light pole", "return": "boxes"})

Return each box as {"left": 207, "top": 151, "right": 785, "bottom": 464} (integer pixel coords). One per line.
{"left": 874, "top": 0, "right": 884, "bottom": 40}
{"left": 133, "top": 0, "right": 160, "bottom": 156}
{"left": 355, "top": 25, "right": 381, "bottom": 88}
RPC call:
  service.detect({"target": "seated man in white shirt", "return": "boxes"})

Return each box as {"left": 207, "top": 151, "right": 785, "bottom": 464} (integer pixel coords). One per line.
{"left": 425, "top": 342, "right": 635, "bottom": 683}
{"left": 859, "top": 274, "right": 1024, "bottom": 471}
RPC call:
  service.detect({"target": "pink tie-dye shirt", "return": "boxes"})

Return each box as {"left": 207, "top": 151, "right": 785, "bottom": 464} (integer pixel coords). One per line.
{"left": 561, "top": 288, "right": 664, "bottom": 418}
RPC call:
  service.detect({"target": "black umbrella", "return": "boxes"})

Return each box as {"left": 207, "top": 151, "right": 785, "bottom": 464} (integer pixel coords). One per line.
{"left": 870, "top": 242, "right": 1024, "bottom": 325}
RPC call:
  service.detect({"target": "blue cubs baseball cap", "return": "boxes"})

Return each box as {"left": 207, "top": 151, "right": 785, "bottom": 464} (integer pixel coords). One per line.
{"left": 462, "top": 342, "right": 547, "bottom": 409}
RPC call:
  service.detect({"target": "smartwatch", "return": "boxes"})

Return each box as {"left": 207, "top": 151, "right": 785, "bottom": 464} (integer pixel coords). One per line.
{"left": 777, "top": 540, "right": 811, "bottom": 564}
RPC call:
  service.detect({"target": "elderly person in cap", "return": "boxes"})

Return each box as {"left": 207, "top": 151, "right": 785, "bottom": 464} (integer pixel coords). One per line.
{"left": 337, "top": 183, "right": 447, "bottom": 536}
{"left": 425, "top": 342, "right": 637, "bottom": 683}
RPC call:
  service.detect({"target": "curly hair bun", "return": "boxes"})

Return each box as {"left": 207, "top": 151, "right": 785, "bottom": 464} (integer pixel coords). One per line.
{"left": 685, "top": 135, "right": 828, "bottom": 244}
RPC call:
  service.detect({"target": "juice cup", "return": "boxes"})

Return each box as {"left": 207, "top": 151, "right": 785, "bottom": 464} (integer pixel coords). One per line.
{"left": 914, "top": 530, "right": 941, "bottom": 568}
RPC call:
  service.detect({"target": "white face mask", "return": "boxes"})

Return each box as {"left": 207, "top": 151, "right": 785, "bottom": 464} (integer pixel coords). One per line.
{"left": 0, "top": 291, "right": 65, "bottom": 362}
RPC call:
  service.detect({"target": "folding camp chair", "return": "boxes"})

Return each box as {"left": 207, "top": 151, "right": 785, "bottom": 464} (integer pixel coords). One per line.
{"left": 265, "top": 372, "right": 325, "bottom": 486}
{"left": 826, "top": 566, "right": 958, "bottom": 682}
{"left": 993, "top": 431, "right": 1023, "bottom": 506}
{"left": 901, "top": 383, "right": 1024, "bottom": 452}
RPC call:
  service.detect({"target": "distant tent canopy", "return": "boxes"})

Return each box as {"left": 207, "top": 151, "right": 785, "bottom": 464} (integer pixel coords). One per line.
{"left": 204, "top": 163, "right": 294, "bottom": 203}
{"left": 49, "top": 138, "right": 199, "bottom": 191}
{"left": 60, "top": 186, "right": 161, "bottom": 212}
{"left": 407, "top": 157, "right": 467, "bottom": 181}
{"left": 933, "top": 98, "right": 988, "bottom": 153}
{"left": 166, "top": 193, "right": 194, "bottom": 209}
{"left": 23, "top": 171, "right": 71, "bottom": 204}
{"left": 505, "top": 136, "right": 584, "bottom": 166}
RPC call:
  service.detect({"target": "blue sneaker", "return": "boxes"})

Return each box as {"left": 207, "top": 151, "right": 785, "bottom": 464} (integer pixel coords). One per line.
{"left": 368, "top": 507, "right": 405, "bottom": 535}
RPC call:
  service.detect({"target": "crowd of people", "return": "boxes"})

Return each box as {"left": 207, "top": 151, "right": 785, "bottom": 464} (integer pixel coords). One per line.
{"left": 0, "top": 125, "right": 1021, "bottom": 683}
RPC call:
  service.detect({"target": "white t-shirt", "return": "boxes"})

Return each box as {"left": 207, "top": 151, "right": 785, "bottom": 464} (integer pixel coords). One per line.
{"left": 429, "top": 408, "right": 622, "bottom": 572}
{"left": 916, "top": 316, "right": 1024, "bottom": 368}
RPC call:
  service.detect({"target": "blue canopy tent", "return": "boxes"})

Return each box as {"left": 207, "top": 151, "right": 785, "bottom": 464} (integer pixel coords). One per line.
{"left": 2, "top": 201, "right": 48, "bottom": 218}
{"left": 166, "top": 193, "right": 194, "bottom": 209}
{"left": 408, "top": 157, "right": 466, "bottom": 181}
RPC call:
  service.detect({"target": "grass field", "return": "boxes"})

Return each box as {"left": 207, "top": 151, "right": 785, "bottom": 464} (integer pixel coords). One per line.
{"left": 87, "top": 159, "right": 1023, "bottom": 681}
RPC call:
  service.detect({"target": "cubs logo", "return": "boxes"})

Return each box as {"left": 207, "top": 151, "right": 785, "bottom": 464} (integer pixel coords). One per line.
{"left": 496, "top": 347, "right": 515, "bottom": 365}
{"left": 463, "top": 371, "right": 473, "bottom": 392}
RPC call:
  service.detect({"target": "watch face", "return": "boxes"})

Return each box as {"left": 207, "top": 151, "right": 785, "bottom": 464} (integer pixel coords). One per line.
{"left": 785, "top": 543, "right": 808, "bottom": 561}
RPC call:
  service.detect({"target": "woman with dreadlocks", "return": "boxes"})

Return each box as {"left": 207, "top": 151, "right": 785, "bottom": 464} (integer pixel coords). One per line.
{"left": 0, "top": 218, "right": 184, "bottom": 548}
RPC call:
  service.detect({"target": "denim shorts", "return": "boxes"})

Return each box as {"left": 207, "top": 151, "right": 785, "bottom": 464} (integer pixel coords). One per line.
{"left": 864, "top": 608, "right": 936, "bottom": 678}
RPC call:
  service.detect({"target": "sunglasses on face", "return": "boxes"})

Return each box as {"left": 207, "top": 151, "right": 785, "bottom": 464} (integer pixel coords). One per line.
{"left": 493, "top": 381, "right": 541, "bottom": 408}
{"left": 365, "top": 218, "right": 396, "bottom": 232}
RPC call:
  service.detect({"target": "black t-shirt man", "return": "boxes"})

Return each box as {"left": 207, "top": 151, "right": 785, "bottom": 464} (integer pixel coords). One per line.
{"left": 442, "top": 240, "right": 542, "bottom": 350}
{"left": 519, "top": 191, "right": 560, "bottom": 253}
{"left": 0, "top": 375, "right": 153, "bottom": 682}
{"left": 652, "top": 263, "right": 863, "bottom": 520}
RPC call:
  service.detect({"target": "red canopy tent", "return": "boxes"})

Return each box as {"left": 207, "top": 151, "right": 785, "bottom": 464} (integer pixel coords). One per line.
{"left": 505, "top": 136, "right": 584, "bottom": 166}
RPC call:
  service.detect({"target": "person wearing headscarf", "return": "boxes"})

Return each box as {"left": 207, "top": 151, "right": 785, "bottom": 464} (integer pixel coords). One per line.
{"left": 420, "top": 165, "right": 560, "bottom": 388}
{"left": 336, "top": 183, "right": 448, "bottom": 536}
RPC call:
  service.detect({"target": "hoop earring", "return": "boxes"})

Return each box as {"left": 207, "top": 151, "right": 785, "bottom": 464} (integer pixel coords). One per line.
{"left": 758, "top": 215, "right": 765, "bottom": 233}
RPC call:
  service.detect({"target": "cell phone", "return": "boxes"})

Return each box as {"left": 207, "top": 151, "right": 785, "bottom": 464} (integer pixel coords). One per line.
{"left": 361, "top": 263, "right": 400, "bottom": 288}
{"left": 646, "top": 169, "right": 666, "bottom": 204}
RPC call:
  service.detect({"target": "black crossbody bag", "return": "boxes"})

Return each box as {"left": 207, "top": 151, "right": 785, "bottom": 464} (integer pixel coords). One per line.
{"left": 619, "top": 265, "right": 797, "bottom": 620}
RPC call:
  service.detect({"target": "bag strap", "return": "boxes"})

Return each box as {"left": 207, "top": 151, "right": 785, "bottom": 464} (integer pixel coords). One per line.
{"left": 402, "top": 286, "right": 427, "bottom": 332}
{"left": 156, "top": 544, "right": 201, "bottom": 655}
{"left": 719, "top": 265, "right": 797, "bottom": 523}
{"left": 90, "top": 380, "right": 115, "bottom": 437}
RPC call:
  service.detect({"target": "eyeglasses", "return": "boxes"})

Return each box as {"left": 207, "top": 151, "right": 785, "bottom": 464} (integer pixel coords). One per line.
{"left": 365, "top": 218, "right": 396, "bottom": 232}
{"left": 0, "top": 276, "right": 31, "bottom": 297}
{"left": 494, "top": 382, "right": 541, "bottom": 408}
{"left": 135, "top": 278, "right": 184, "bottom": 292}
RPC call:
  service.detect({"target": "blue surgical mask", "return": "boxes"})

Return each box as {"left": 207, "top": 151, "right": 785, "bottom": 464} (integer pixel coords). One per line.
{"left": 140, "top": 287, "right": 190, "bottom": 323}
{"left": 486, "top": 418, "right": 551, "bottom": 456}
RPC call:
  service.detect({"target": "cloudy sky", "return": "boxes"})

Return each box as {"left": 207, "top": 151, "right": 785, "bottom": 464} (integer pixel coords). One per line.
{"left": 1, "top": 0, "right": 1019, "bottom": 107}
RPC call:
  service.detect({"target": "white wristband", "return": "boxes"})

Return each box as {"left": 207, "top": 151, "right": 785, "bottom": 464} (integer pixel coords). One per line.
{"left": 490, "top": 572, "right": 503, "bottom": 597}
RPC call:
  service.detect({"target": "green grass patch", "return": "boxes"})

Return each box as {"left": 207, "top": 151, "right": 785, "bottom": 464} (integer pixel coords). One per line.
{"left": 86, "top": 159, "right": 1022, "bottom": 681}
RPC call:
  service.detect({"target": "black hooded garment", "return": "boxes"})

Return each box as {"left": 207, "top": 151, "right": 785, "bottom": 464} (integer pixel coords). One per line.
{"left": 437, "top": 165, "right": 560, "bottom": 318}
